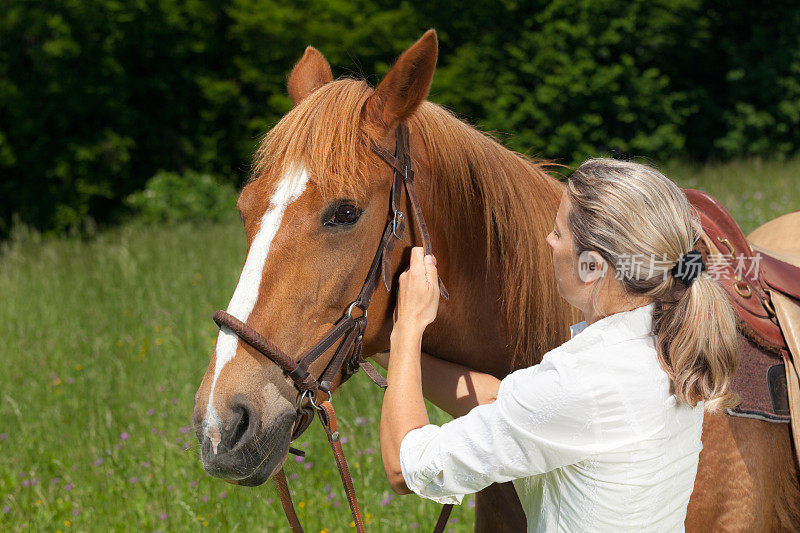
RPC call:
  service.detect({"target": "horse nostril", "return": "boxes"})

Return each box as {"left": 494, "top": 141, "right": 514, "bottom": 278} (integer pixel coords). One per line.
{"left": 225, "top": 403, "right": 252, "bottom": 451}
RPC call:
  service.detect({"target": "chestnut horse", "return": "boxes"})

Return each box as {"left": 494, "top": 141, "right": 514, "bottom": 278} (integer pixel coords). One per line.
{"left": 192, "top": 30, "right": 800, "bottom": 531}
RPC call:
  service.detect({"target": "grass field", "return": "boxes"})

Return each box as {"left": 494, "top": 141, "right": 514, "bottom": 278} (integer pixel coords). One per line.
{"left": 1, "top": 158, "right": 798, "bottom": 532}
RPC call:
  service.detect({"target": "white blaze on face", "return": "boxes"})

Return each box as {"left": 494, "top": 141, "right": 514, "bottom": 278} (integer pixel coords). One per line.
{"left": 204, "top": 164, "right": 309, "bottom": 448}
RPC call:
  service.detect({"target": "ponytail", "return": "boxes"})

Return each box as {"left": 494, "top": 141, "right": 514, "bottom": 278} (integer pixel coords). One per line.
{"left": 653, "top": 273, "right": 739, "bottom": 411}
{"left": 567, "top": 158, "right": 740, "bottom": 412}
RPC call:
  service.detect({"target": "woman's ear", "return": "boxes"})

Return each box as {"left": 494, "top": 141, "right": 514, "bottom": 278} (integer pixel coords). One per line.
{"left": 578, "top": 250, "right": 608, "bottom": 284}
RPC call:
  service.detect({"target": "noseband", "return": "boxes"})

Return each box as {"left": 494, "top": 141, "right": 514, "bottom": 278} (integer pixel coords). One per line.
{"left": 212, "top": 123, "right": 453, "bottom": 533}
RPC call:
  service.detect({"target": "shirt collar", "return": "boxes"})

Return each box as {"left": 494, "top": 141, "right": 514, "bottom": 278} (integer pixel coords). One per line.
{"left": 568, "top": 302, "right": 656, "bottom": 346}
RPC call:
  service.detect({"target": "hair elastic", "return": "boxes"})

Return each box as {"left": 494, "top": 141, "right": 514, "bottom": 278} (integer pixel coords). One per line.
{"left": 671, "top": 250, "right": 705, "bottom": 285}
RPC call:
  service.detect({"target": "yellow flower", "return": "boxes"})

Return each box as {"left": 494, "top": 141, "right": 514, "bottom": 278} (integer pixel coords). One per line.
{"left": 298, "top": 501, "right": 305, "bottom": 508}
{"left": 64, "top": 521, "right": 71, "bottom": 527}
{"left": 36, "top": 500, "right": 42, "bottom": 506}
{"left": 320, "top": 529, "right": 329, "bottom": 533}
{"left": 74, "top": 364, "right": 83, "bottom": 371}
{"left": 52, "top": 378, "right": 62, "bottom": 386}
{"left": 156, "top": 338, "right": 163, "bottom": 346}
{"left": 366, "top": 513, "right": 372, "bottom": 524}
{"left": 350, "top": 521, "right": 355, "bottom": 528}
{"left": 203, "top": 521, "right": 209, "bottom": 527}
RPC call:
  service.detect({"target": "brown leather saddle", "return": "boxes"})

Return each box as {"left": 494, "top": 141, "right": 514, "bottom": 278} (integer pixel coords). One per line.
{"left": 683, "top": 189, "right": 800, "bottom": 424}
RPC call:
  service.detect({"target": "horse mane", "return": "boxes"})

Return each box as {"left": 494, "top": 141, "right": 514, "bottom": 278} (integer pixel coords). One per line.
{"left": 253, "top": 79, "right": 573, "bottom": 369}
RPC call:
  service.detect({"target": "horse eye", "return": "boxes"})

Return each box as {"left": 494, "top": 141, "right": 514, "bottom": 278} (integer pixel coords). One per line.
{"left": 325, "top": 203, "right": 362, "bottom": 227}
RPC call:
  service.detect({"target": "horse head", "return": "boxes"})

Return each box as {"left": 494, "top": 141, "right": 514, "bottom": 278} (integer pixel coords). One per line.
{"left": 192, "top": 30, "right": 445, "bottom": 485}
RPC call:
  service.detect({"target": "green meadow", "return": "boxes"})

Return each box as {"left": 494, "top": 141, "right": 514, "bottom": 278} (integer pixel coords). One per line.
{"left": 1, "top": 158, "right": 798, "bottom": 532}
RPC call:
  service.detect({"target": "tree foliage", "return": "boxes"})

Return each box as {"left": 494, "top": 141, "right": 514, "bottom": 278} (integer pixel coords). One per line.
{"left": 1, "top": 0, "right": 798, "bottom": 234}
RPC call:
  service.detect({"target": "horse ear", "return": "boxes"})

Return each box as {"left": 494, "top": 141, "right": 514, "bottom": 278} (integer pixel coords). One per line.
{"left": 363, "top": 29, "right": 438, "bottom": 130}
{"left": 287, "top": 46, "right": 333, "bottom": 106}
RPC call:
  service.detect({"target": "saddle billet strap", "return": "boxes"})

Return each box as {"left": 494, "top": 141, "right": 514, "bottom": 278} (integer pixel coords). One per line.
{"left": 274, "top": 468, "right": 303, "bottom": 533}
{"left": 319, "top": 400, "right": 367, "bottom": 533}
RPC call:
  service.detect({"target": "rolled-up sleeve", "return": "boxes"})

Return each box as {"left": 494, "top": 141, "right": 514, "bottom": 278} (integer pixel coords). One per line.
{"left": 398, "top": 354, "right": 600, "bottom": 503}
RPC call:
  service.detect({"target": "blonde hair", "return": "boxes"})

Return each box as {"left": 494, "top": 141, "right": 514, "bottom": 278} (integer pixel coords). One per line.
{"left": 566, "top": 158, "right": 739, "bottom": 411}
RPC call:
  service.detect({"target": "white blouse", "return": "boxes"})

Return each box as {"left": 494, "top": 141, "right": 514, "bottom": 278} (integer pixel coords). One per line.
{"left": 399, "top": 303, "right": 704, "bottom": 532}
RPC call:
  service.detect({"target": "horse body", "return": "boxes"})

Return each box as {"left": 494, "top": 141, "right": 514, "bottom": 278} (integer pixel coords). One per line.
{"left": 192, "top": 30, "right": 800, "bottom": 531}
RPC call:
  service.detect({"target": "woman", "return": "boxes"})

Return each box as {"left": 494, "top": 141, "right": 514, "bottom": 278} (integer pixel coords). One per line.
{"left": 379, "top": 158, "right": 739, "bottom": 531}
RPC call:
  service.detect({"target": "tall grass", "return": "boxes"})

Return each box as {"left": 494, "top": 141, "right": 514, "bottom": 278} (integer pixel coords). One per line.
{"left": 0, "top": 158, "right": 797, "bottom": 531}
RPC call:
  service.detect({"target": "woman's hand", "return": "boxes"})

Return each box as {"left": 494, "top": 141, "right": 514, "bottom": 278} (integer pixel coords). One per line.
{"left": 394, "top": 247, "right": 440, "bottom": 335}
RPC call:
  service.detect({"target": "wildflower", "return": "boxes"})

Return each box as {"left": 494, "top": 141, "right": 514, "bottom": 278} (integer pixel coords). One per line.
{"left": 189, "top": 480, "right": 197, "bottom": 488}
{"left": 298, "top": 501, "right": 306, "bottom": 508}
{"left": 178, "top": 426, "right": 191, "bottom": 434}
{"left": 2, "top": 506, "right": 9, "bottom": 514}
{"left": 141, "top": 462, "right": 150, "bottom": 468}
{"left": 66, "top": 378, "right": 75, "bottom": 384}
{"left": 94, "top": 458, "right": 103, "bottom": 466}
{"left": 158, "top": 385, "right": 165, "bottom": 392}
{"left": 65, "top": 483, "right": 74, "bottom": 491}
{"left": 51, "top": 478, "right": 60, "bottom": 485}
{"left": 364, "top": 447, "right": 375, "bottom": 455}
{"left": 64, "top": 520, "right": 71, "bottom": 527}
{"left": 201, "top": 496, "right": 209, "bottom": 503}
{"left": 304, "top": 462, "right": 313, "bottom": 470}
{"left": 171, "top": 398, "right": 177, "bottom": 405}
{"left": 147, "top": 409, "right": 155, "bottom": 416}
{"left": 129, "top": 477, "right": 138, "bottom": 484}
{"left": 218, "top": 491, "right": 227, "bottom": 500}
{"left": 380, "top": 495, "right": 394, "bottom": 507}
{"left": 468, "top": 499, "right": 475, "bottom": 509}
{"left": 340, "top": 436, "right": 349, "bottom": 444}
{"left": 332, "top": 500, "right": 340, "bottom": 509}
{"left": 355, "top": 416, "right": 368, "bottom": 427}
{"left": 159, "top": 513, "right": 168, "bottom": 520}
{"left": 323, "top": 484, "right": 331, "bottom": 493}
{"left": 72, "top": 509, "right": 80, "bottom": 517}
{"left": 22, "top": 480, "right": 29, "bottom": 487}
{"left": 52, "top": 378, "right": 62, "bottom": 386}
{"left": 120, "top": 432, "right": 130, "bottom": 441}
{"left": 294, "top": 455, "right": 304, "bottom": 463}
{"left": 289, "top": 473, "right": 299, "bottom": 481}
{"left": 74, "top": 364, "right": 83, "bottom": 371}
{"left": 266, "top": 498, "right": 273, "bottom": 505}
{"left": 151, "top": 428, "right": 158, "bottom": 435}
{"left": 0, "top": 433, "right": 7, "bottom": 440}
{"left": 409, "top": 524, "right": 419, "bottom": 530}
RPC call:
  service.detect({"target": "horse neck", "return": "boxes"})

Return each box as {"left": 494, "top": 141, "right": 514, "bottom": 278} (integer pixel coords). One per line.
{"left": 413, "top": 144, "right": 573, "bottom": 378}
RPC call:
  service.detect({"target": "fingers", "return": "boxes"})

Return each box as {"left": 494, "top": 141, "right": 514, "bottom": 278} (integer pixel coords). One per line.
{"left": 423, "top": 254, "right": 437, "bottom": 285}
{"left": 409, "top": 246, "right": 425, "bottom": 275}
{"left": 409, "top": 247, "right": 437, "bottom": 286}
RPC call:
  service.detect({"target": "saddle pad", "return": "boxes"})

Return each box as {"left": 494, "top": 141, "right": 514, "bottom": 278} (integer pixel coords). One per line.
{"left": 727, "top": 330, "right": 790, "bottom": 422}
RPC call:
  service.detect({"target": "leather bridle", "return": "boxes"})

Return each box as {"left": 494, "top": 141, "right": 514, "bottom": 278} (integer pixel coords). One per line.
{"left": 212, "top": 123, "right": 453, "bottom": 533}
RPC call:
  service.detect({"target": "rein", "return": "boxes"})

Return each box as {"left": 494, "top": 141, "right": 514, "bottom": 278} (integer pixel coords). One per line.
{"left": 212, "top": 123, "right": 453, "bottom": 533}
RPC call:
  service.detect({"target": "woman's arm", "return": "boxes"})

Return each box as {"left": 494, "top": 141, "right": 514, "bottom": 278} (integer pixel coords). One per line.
{"left": 372, "top": 351, "right": 500, "bottom": 418}
{"left": 380, "top": 247, "right": 442, "bottom": 494}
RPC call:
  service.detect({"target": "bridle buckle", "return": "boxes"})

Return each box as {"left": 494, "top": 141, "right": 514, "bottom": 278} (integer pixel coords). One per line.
{"left": 392, "top": 209, "right": 405, "bottom": 240}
